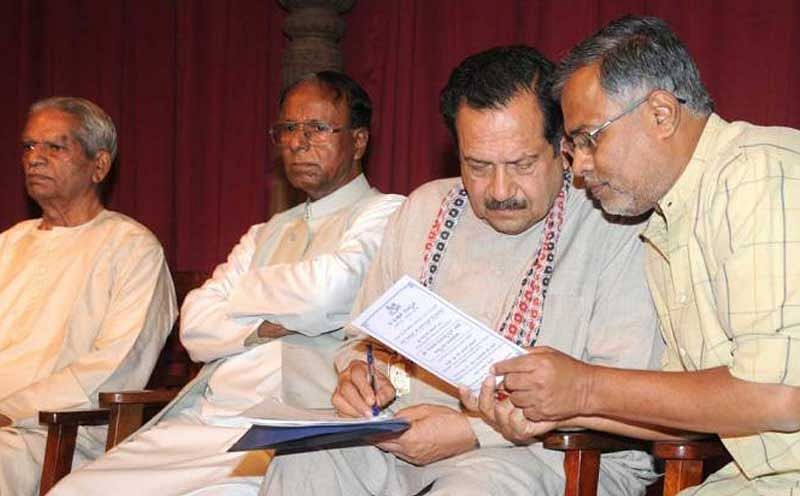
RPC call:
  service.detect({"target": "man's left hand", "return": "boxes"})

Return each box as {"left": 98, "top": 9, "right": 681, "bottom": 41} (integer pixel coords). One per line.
{"left": 493, "top": 346, "right": 595, "bottom": 421}
{"left": 377, "top": 404, "right": 477, "bottom": 466}
{"left": 460, "top": 377, "right": 557, "bottom": 444}
{"left": 257, "top": 321, "right": 293, "bottom": 339}
{"left": 0, "top": 414, "right": 11, "bottom": 428}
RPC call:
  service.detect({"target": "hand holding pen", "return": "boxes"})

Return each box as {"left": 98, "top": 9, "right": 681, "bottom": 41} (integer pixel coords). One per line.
{"left": 331, "top": 343, "right": 397, "bottom": 418}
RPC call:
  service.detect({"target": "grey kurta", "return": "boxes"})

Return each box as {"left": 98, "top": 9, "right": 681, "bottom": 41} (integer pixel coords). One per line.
{"left": 261, "top": 177, "right": 665, "bottom": 496}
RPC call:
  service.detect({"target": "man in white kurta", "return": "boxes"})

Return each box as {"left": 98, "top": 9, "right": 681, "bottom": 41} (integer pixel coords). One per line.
{"left": 261, "top": 46, "right": 663, "bottom": 496}
{"left": 0, "top": 97, "right": 177, "bottom": 496}
{"left": 51, "top": 72, "right": 404, "bottom": 495}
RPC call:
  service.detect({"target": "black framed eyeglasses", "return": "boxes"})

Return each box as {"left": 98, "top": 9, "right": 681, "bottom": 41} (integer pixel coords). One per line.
{"left": 268, "top": 120, "right": 346, "bottom": 145}
{"left": 562, "top": 92, "right": 686, "bottom": 156}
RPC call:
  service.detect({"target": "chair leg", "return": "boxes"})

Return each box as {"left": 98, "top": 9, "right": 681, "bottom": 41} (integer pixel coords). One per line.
{"left": 39, "top": 423, "right": 78, "bottom": 495}
{"left": 563, "top": 449, "right": 601, "bottom": 496}
{"left": 105, "top": 403, "right": 145, "bottom": 451}
{"left": 662, "top": 459, "right": 704, "bottom": 496}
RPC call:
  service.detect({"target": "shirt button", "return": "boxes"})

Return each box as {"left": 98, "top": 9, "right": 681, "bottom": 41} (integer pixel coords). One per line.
{"left": 677, "top": 293, "right": 688, "bottom": 304}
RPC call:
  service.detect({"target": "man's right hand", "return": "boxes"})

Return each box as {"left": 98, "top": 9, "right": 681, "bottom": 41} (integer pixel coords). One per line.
{"left": 332, "top": 360, "right": 396, "bottom": 418}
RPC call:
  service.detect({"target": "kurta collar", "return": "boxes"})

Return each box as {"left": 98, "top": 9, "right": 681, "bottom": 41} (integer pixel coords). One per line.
{"left": 37, "top": 209, "right": 109, "bottom": 234}
{"left": 642, "top": 113, "right": 725, "bottom": 250}
{"left": 302, "top": 174, "right": 371, "bottom": 221}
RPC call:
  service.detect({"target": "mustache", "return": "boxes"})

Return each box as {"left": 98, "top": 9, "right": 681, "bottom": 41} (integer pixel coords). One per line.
{"left": 485, "top": 197, "right": 528, "bottom": 210}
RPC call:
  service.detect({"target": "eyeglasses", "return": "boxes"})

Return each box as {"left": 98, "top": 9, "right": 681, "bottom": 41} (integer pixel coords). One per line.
{"left": 268, "top": 120, "right": 346, "bottom": 146}
{"left": 562, "top": 93, "right": 686, "bottom": 156}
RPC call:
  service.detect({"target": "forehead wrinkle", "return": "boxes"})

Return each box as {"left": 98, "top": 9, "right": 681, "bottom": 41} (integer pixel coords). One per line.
{"left": 462, "top": 154, "right": 492, "bottom": 164}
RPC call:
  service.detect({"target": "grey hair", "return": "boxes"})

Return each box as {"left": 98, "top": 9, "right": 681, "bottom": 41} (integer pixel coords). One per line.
{"left": 553, "top": 15, "right": 713, "bottom": 116}
{"left": 29, "top": 96, "right": 118, "bottom": 162}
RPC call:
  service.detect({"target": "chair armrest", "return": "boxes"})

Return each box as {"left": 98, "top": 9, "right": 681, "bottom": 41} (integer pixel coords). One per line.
{"left": 98, "top": 389, "right": 178, "bottom": 450}
{"left": 651, "top": 436, "right": 728, "bottom": 460}
{"left": 39, "top": 408, "right": 111, "bottom": 427}
{"left": 38, "top": 408, "right": 111, "bottom": 495}
{"left": 543, "top": 429, "right": 649, "bottom": 453}
{"left": 99, "top": 389, "right": 178, "bottom": 407}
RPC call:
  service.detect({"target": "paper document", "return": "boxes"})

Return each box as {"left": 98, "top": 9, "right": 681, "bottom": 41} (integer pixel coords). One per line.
{"left": 237, "top": 400, "right": 396, "bottom": 427}
{"left": 351, "top": 276, "right": 526, "bottom": 392}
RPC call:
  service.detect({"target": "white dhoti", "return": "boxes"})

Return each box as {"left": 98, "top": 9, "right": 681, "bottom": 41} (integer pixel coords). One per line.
{"left": 0, "top": 425, "right": 103, "bottom": 496}
{"left": 50, "top": 342, "right": 283, "bottom": 496}
{"left": 47, "top": 412, "right": 268, "bottom": 496}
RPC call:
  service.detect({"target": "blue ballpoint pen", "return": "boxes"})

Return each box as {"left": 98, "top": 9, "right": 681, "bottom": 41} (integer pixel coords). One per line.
{"left": 366, "top": 343, "right": 381, "bottom": 416}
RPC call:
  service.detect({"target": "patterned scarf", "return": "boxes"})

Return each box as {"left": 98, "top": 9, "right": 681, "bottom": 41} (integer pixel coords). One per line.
{"left": 419, "top": 172, "right": 571, "bottom": 346}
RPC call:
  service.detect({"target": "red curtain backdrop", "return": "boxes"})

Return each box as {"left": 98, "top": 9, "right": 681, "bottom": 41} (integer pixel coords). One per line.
{"left": 2, "top": 0, "right": 799, "bottom": 272}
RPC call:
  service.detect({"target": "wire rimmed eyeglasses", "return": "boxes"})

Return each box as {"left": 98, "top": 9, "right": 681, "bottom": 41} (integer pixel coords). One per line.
{"left": 562, "top": 92, "right": 686, "bottom": 156}
{"left": 268, "top": 120, "right": 346, "bottom": 145}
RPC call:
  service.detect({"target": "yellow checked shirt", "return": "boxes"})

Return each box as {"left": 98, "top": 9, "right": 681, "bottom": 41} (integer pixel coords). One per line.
{"left": 642, "top": 114, "right": 800, "bottom": 493}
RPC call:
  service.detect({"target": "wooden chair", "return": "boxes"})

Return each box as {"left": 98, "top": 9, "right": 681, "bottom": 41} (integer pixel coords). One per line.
{"left": 38, "top": 270, "right": 208, "bottom": 495}
{"left": 542, "top": 429, "right": 732, "bottom": 496}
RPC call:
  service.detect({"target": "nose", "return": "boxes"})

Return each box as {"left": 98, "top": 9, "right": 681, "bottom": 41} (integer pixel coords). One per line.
{"left": 287, "top": 127, "right": 311, "bottom": 153}
{"left": 22, "top": 144, "right": 46, "bottom": 169}
{"left": 568, "top": 147, "right": 595, "bottom": 178}
{"left": 488, "top": 165, "right": 515, "bottom": 201}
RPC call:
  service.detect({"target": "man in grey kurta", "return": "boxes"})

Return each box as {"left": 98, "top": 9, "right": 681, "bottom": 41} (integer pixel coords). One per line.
{"left": 260, "top": 46, "right": 663, "bottom": 496}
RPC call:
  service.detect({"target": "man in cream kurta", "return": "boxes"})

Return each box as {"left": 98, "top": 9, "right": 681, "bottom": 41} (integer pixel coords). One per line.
{"left": 261, "top": 46, "right": 663, "bottom": 496}
{"left": 0, "top": 97, "right": 177, "bottom": 496}
{"left": 51, "top": 72, "right": 404, "bottom": 496}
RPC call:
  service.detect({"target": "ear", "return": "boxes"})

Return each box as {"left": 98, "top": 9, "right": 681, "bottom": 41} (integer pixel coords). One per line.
{"left": 91, "top": 150, "right": 112, "bottom": 184}
{"left": 647, "top": 90, "right": 681, "bottom": 140}
{"left": 352, "top": 128, "right": 369, "bottom": 161}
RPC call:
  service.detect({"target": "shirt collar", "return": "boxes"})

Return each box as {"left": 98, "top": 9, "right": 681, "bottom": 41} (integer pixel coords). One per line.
{"left": 302, "top": 173, "right": 372, "bottom": 221}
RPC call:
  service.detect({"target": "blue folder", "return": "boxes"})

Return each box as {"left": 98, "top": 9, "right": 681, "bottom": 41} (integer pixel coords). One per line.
{"left": 228, "top": 418, "right": 410, "bottom": 453}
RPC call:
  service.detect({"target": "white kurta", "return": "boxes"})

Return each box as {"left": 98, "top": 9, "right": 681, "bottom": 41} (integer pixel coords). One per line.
{"left": 50, "top": 175, "right": 405, "bottom": 496}
{"left": 261, "top": 178, "right": 664, "bottom": 496}
{"left": 0, "top": 209, "right": 177, "bottom": 496}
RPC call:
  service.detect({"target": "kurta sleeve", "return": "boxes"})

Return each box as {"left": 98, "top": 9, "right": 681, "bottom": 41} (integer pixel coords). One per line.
{"left": 182, "top": 194, "right": 405, "bottom": 363}
{"left": 180, "top": 224, "right": 265, "bottom": 362}
{"left": 0, "top": 237, "right": 176, "bottom": 427}
{"left": 333, "top": 197, "right": 411, "bottom": 374}
{"left": 226, "top": 195, "right": 404, "bottom": 335}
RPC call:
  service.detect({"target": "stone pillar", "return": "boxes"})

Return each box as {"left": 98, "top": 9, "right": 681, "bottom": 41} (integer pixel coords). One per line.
{"left": 279, "top": 0, "right": 356, "bottom": 90}
{"left": 269, "top": 0, "right": 356, "bottom": 215}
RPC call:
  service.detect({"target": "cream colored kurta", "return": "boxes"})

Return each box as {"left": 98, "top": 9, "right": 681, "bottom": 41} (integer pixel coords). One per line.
{"left": 184, "top": 174, "right": 406, "bottom": 414}
{"left": 642, "top": 114, "right": 800, "bottom": 495}
{"left": 49, "top": 175, "right": 405, "bottom": 496}
{"left": 0, "top": 209, "right": 177, "bottom": 496}
{"left": 261, "top": 178, "right": 664, "bottom": 496}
